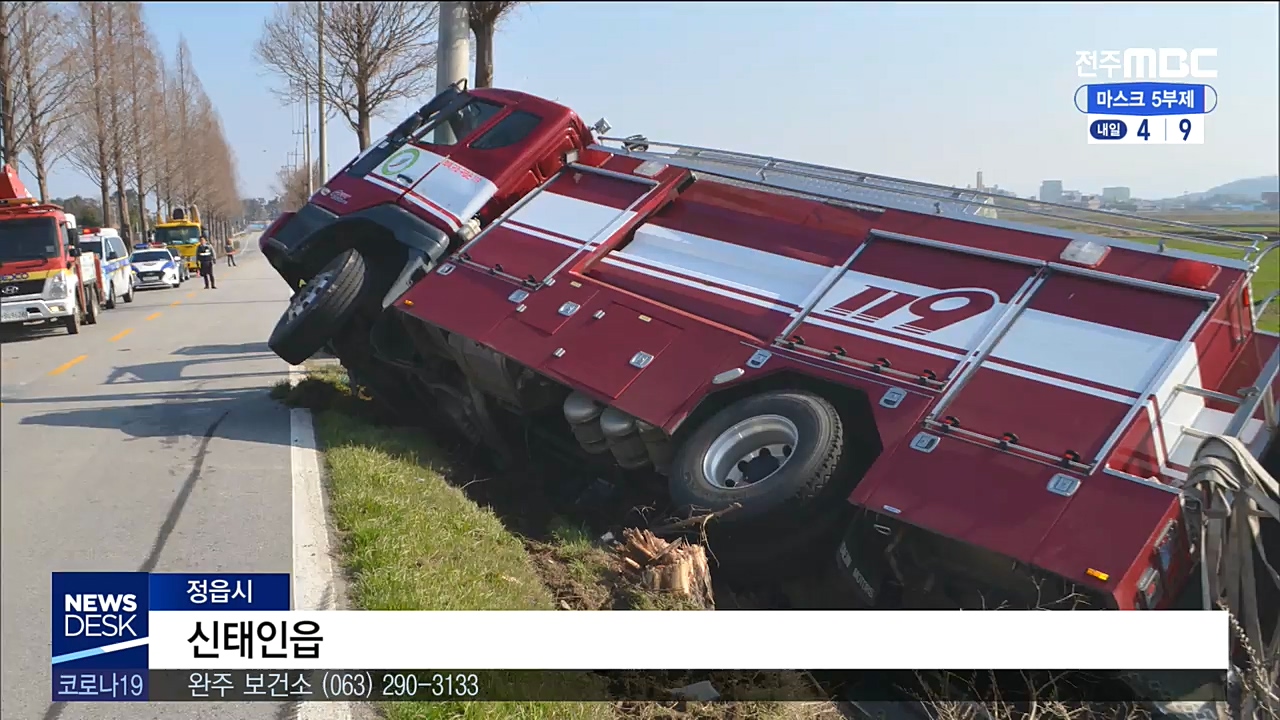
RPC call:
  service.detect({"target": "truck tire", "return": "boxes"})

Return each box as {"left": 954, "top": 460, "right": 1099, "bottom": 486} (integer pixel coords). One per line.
{"left": 104, "top": 279, "right": 117, "bottom": 309}
{"left": 64, "top": 307, "right": 80, "bottom": 335}
{"left": 122, "top": 278, "right": 134, "bottom": 303}
{"left": 268, "top": 249, "right": 368, "bottom": 366}
{"left": 668, "top": 390, "right": 847, "bottom": 528}
{"left": 83, "top": 287, "right": 100, "bottom": 325}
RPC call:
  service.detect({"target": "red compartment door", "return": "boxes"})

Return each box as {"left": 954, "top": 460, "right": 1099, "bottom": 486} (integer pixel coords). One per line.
{"left": 938, "top": 271, "right": 1208, "bottom": 463}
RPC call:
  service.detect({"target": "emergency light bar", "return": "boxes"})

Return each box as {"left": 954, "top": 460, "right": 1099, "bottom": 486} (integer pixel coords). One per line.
{"left": 0, "top": 197, "right": 38, "bottom": 207}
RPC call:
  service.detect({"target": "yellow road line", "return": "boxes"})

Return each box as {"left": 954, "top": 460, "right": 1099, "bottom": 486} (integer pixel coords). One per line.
{"left": 109, "top": 328, "right": 134, "bottom": 342}
{"left": 48, "top": 355, "right": 87, "bottom": 376}
{"left": 169, "top": 300, "right": 182, "bottom": 307}
{"left": 186, "top": 292, "right": 196, "bottom": 298}
{"left": 146, "top": 312, "right": 162, "bottom": 321}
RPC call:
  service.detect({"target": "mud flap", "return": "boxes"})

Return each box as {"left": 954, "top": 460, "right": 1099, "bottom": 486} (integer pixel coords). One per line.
{"left": 834, "top": 515, "right": 895, "bottom": 608}
{"left": 381, "top": 250, "right": 434, "bottom": 309}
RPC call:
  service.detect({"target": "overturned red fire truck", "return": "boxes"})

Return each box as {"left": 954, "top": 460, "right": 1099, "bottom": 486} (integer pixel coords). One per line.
{"left": 261, "top": 82, "right": 1279, "bottom": 620}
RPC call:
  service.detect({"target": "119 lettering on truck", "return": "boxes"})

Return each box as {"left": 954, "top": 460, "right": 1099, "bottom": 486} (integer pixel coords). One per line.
{"left": 258, "top": 82, "right": 1279, "bottom": 699}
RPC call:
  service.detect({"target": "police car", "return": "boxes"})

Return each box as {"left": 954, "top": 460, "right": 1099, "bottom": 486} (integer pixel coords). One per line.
{"left": 129, "top": 247, "right": 182, "bottom": 290}
{"left": 76, "top": 227, "right": 134, "bottom": 308}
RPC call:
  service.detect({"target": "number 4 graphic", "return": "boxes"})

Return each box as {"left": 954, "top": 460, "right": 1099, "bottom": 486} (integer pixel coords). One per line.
{"left": 1138, "top": 119, "right": 1151, "bottom": 141}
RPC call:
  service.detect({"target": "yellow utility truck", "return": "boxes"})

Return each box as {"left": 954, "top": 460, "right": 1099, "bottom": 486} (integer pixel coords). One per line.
{"left": 153, "top": 206, "right": 203, "bottom": 278}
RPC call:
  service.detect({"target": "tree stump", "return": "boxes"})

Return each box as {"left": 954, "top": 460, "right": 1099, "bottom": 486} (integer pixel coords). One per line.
{"left": 616, "top": 528, "right": 715, "bottom": 608}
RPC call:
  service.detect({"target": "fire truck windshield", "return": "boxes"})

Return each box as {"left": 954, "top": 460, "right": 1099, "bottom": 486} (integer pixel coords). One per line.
{"left": 415, "top": 98, "right": 503, "bottom": 147}
{"left": 0, "top": 217, "right": 60, "bottom": 262}
{"left": 155, "top": 226, "right": 201, "bottom": 245}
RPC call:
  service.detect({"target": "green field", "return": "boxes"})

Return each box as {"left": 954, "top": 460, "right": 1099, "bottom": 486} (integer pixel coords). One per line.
{"left": 992, "top": 208, "right": 1280, "bottom": 332}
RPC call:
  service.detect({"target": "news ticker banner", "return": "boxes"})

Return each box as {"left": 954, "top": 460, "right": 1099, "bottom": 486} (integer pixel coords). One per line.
{"left": 75, "top": 669, "right": 1229, "bottom": 703}
{"left": 54, "top": 572, "right": 1230, "bottom": 703}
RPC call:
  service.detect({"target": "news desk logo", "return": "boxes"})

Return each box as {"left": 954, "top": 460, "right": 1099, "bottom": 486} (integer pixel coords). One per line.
{"left": 53, "top": 573, "right": 149, "bottom": 668}
{"left": 52, "top": 572, "right": 150, "bottom": 702}
{"left": 1073, "top": 48, "right": 1218, "bottom": 146}
{"left": 51, "top": 571, "right": 292, "bottom": 703}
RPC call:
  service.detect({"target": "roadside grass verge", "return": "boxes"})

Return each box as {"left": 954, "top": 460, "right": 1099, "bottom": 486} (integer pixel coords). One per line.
{"left": 271, "top": 368, "right": 837, "bottom": 720}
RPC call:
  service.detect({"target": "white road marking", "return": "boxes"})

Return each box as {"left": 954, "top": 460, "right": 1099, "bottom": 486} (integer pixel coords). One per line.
{"left": 289, "top": 365, "right": 356, "bottom": 720}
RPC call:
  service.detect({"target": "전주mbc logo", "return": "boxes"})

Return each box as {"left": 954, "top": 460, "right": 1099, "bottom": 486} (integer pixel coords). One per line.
{"left": 1075, "top": 48, "right": 1217, "bottom": 80}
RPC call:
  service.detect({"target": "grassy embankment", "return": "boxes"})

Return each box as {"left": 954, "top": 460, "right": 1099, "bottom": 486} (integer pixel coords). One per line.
{"left": 271, "top": 365, "right": 840, "bottom": 720}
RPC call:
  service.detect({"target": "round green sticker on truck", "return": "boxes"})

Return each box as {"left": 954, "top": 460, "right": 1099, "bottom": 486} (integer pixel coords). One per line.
{"left": 381, "top": 148, "right": 421, "bottom": 177}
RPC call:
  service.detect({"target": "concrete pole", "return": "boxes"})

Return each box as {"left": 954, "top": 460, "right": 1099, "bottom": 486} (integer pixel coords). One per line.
{"left": 303, "top": 81, "right": 313, "bottom": 195}
{"left": 317, "top": 1, "right": 327, "bottom": 181}
{"left": 434, "top": 1, "right": 471, "bottom": 145}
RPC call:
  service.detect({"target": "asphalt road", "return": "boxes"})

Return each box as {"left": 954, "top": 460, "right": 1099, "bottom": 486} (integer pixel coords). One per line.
{"left": 1, "top": 237, "right": 300, "bottom": 719}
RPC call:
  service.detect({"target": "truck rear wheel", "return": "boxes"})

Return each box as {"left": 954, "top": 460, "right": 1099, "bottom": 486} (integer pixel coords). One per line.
{"left": 83, "top": 287, "right": 100, "bottom": 325}
{"left": 104, "top": 280, "right": 117, "bottom": 310}
{"left": 668, "top": 390, "right": 848, "bottom": 528}
{"left": 268, "top": 249, "right": 369, "bottom": 366}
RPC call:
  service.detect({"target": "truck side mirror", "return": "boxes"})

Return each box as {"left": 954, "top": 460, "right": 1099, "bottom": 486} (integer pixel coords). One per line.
{"left": 68, "top": 247, "right": 81, "bottom": 258}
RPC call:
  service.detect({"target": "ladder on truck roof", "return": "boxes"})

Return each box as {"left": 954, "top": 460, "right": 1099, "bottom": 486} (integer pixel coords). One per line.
{"left": 595, "top": 136, "right": 1276, "bottom": 268}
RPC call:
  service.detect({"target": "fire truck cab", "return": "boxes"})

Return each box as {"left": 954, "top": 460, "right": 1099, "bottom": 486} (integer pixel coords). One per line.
{"left": 0, "top": 166, "right": 105, "bottom": 335}
{"left": 259, "top": 83, "right": 1279, "bottom": 632}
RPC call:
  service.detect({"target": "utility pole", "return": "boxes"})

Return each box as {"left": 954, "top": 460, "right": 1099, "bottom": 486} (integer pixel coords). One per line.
{"left": 434, "top": 1, "right": 471, "bottom": 145}
{"left": 0, "top": 85, "right": 7, "bottom": 166}
{"left": 302, "top": 81, "right": 313, "bottom": 195}
{"left": 317, "top": 1, "right": 327, "bottom": 181}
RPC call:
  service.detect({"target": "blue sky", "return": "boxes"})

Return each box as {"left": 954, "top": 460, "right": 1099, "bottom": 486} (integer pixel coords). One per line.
{"left": 43, "top": 1, "right": 1280, "bottom": 202}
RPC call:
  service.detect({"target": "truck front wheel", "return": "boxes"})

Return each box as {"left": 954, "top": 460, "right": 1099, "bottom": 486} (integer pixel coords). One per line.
{"left": 64, "top": 306, "right": 80, "bottom": 335}
{"left": 268, "top": 249, "right": 369, "bottom": 366}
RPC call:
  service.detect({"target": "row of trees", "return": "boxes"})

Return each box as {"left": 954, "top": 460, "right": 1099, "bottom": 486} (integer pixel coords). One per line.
{"left": 254, "top": 0, "right": 522, "bottom": 206}
{"left": 0, "top": 2, "right": 241, "bottom": 240}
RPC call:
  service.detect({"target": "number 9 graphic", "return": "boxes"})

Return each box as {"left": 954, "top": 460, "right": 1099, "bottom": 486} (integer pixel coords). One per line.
{"left": 1179, "top": 118, "right": 1192, "bottom": 141}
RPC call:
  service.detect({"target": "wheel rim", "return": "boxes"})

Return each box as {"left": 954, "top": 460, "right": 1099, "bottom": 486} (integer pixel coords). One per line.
{"left": 283, "top": 270, "right": 335, "bottom": 325}
{"left": 701, "top": 414, "right": 800, "bottom": 490}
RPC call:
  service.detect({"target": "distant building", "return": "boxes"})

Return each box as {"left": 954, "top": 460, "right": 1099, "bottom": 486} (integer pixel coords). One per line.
{"left": 1062, "top": 190, "right": 1083, "bottom": 204}
{"left": 1264, "top": 191, "right": 1279, "bottom": 208}
{"left": 1081, "top": 195, "right": 1103, "bottom": 210}
{"left": 1040, "top": 180, "right": 1064, "bottom": 203}
{"left": 1102, "top": 186, "right": 1131, "bottom": 203}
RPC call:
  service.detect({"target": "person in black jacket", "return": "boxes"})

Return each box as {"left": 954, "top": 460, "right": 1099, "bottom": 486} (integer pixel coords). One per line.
{"left": 196, "top": 237, "right": 217, "bottom": 289}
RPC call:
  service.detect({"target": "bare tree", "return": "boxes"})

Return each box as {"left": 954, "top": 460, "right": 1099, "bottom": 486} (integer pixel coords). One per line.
{"left": 103, "top": 2, "right": 131, "bottom": 235}
{"left": 66, "top": 1, "right": 116, "bottom": 226}
{"left": 151, "top": 51, "right": 176, "bottom": 218}
{"left": 120, "top": 3, "right": 159, "bottom": 236}
{"left": 3, "top": 0, "right": 241, "bottom": 229}
{"left": 254, "top": 2, "right": 438, "bottom": 150}
{"left": 467, "top": 1, "right": 523, "bottom": 89}
{"left": 0, "top": 1, "right": 35, "bottom": 165}
{"left": 9, "top": 2, "right": 81, "bottom": 199}
{"left": 274, "top": 161, "right": 319, "bottom": 212}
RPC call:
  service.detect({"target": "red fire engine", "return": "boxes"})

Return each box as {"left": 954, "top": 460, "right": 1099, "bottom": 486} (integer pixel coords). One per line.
{"left": 0, "top": 165, "right": 106, "bottom": 334}
{"left": 260, "top": 83, "right": 1278, "bottom": 629}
